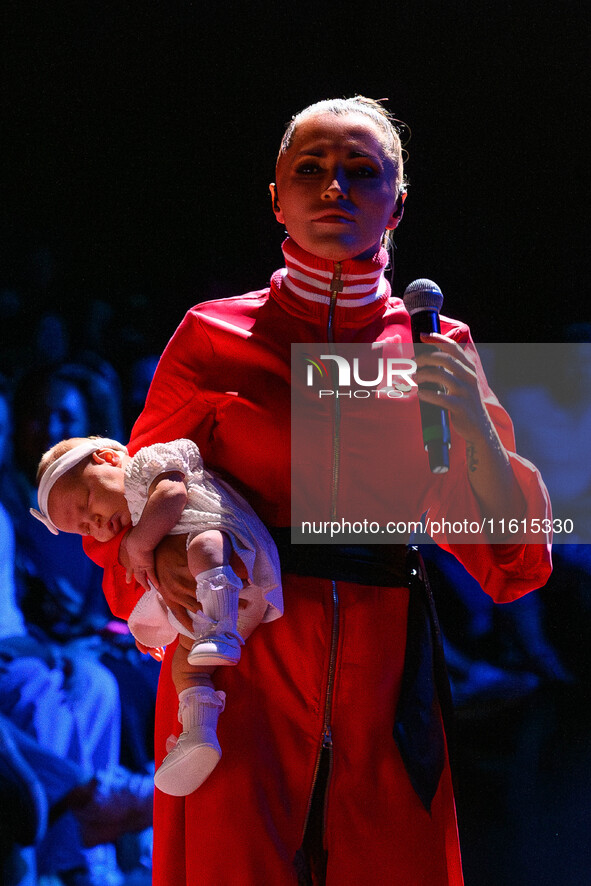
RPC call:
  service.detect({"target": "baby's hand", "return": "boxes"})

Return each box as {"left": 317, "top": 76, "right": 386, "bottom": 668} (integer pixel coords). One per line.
{"left": 126, "top": 561, "right": 159, "bottom": 592}
{"left": 124, "top": 529, "right": 159, "bottom": 591}
{"left": 135, "top": 639, "right": 164, "bottom": 661}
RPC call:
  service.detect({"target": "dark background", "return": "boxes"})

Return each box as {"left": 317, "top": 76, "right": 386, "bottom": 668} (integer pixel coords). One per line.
{"left": 1, "top": 4, "right": 591, "bottom": 884}
{"left": 1, "top": 0, "right": 588, "bottom": 354}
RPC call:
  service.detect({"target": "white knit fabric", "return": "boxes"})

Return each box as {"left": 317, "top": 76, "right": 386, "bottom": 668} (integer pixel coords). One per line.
{"left": 125, "top": 439, "right": 283, "bottom": 648}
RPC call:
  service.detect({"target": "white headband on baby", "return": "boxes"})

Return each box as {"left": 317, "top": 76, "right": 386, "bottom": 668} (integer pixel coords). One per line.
{"left": 30, "top": 439, "right": 118, "bottom": 535}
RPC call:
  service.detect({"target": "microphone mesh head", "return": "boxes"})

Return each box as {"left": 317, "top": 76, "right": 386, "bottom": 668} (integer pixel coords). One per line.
{"left": 403, "top": 278, "right": 443, "bottom": 314}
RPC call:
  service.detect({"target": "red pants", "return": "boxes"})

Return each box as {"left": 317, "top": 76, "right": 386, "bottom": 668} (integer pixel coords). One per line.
{"left": 152, "top": 576, "right": 463, "bottom": 885}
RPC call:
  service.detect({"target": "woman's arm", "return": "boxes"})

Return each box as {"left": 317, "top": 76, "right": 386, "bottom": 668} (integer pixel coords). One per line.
{"left": 417, "top": 331, "right": 552, "bottom": 601}
{"left": 152, "top": 535, "right": 255, "bottom": 638}
{"left": 83, "top": 308, "right": 217, "bottom": 620}
{"left": 416, "top": 332, "right": 525, "bottom": 528}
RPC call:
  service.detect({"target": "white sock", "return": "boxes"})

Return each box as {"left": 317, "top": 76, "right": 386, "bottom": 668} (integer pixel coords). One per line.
{"left": 195, "top": 565, "right": 242, "bottom": 629}
{"left": 177, "top": 684, "right": 226, "bottom": 729}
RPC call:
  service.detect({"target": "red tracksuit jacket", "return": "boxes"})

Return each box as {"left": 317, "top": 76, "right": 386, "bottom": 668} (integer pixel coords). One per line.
{"left": 85, "top": 239, "right": 551, "bottom": 885}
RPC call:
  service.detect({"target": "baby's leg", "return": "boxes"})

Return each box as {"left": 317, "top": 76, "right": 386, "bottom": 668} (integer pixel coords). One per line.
{"left": 186, "top": 527, "right": 232, "bottom": 576}
{"left": 154, "top": 531, "right": 241, "bottom": 796}
{"left": 187, "top": 530, "right": 245, "bottom": 667}
{"left": 172, "top": 634, "right": 216, "bottom": 695}
{"left": 154, "top": 639, "right": 225, "bottom": 797}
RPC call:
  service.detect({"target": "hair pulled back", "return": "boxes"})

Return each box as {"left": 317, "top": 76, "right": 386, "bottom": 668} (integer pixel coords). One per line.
{"left": 278, "top": 96, "right": 407, "bottom": 195}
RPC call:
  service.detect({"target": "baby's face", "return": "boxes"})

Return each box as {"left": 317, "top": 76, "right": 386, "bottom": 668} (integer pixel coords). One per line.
{"left": 48, "top": 450, "right": 131, "bottom": 541}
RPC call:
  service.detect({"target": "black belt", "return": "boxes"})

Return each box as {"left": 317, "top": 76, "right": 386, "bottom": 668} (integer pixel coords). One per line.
{"left": 269, "top": 530, "right": 408, "bottom": 586}
{"left": 269, "top": 530, "right": 452, "bottom": 812}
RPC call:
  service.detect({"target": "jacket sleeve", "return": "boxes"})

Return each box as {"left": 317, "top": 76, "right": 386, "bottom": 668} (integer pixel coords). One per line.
{"left": 83, "top": 531, "right": 138, "bottom": 620}
{"left": 84, "top": 308, "right": 218, "bottom": 620}
{"left": 433, "top": 328, "right": 553, "bottom": 602}
{"left": 129, "top": 308, "right": 217, "bottom": 456}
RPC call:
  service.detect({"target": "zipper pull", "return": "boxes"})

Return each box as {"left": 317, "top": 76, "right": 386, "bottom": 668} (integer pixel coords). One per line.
{"left": 330, "top": 265, "right": 343, "bottom": 295}
{"left": 327, "top": 262, "right": 342, "bottom": 344}
{"left": 322, "top": 726, "right": 333, "bottom": 749}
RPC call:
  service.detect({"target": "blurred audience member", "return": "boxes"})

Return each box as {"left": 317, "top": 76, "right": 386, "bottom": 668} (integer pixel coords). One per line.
{"left": 0, "top": 714, "right": 152, "bottom": 886}
{"left": 3, "top": 366, "right": 159, "bottom": 770}
{"left": 123, "top": 354, "right": 158, "bottom": 437}
{"left": 421, "top": 544, "right": 571, "bottom": 712}
{"left": 0, "top": 375, "right": 153, "bottom": 884}
{"left": 500, "top": 328, "right": 591, "bottom": 684}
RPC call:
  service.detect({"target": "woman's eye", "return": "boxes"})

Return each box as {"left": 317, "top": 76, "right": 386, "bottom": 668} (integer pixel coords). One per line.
{"left": 295, "top": 162, "right": 321, "bottom": 175}
{"left": 352, "top": 165, "right": 378, "bottom": 178}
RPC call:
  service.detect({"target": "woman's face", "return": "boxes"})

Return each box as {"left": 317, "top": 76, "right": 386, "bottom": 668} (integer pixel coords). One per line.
{"left": 272, "top": 112, "right": 401, "bottom": 261}
{"left": 18, "top": 379, "right": 89, "bottom": 482}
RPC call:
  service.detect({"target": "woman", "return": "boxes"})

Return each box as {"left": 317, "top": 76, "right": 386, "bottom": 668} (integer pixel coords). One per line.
{"left": 85, "top": 97, "right": 551, "bottom": 885}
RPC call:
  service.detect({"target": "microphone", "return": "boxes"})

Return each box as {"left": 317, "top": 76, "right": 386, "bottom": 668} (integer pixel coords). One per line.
{"left": 403, "top": 279, "right": 451, "bottom": 474}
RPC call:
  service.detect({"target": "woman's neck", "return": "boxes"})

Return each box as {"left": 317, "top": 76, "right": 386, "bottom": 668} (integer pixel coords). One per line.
{"left": 278, "top": 237, "right": 390, "bottom": 309}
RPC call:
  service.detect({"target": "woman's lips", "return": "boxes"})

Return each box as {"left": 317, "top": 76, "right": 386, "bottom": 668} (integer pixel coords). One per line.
{"left": 313, "top": 214, "right": 355, "bottom": 224}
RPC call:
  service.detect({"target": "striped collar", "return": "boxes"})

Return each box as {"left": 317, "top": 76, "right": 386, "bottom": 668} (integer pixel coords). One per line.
{"left": 275, "top": 238, "right": 390, "bottom": 310}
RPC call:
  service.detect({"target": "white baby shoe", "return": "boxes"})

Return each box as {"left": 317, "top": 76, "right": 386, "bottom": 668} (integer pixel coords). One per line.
{"left": 187, "top": 628, "right": 243, "bottom": 666}
{"left": 154, "top": 685, "right": 225, "bottom": 797}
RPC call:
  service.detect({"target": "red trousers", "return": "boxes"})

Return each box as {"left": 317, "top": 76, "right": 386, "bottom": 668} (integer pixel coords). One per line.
{"left": 152, "top": 575, "right": 463, "bottom": 885}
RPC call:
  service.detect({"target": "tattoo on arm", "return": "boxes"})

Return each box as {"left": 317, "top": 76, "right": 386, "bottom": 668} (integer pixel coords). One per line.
{"left": 466, "top": 443, "right": 479, "bottom": 473}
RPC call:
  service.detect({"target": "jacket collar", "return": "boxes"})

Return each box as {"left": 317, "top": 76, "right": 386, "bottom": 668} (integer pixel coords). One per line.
{"left": 270, "top": 238, "right": 391, "bottom": 326}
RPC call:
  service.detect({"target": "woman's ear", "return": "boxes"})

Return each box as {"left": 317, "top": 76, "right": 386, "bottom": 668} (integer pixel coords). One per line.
{"left": 386, "top": 189, "right": 407, "bottom": 231}
{"left": 269, "top": 183, "right": 284, "bottom": 223}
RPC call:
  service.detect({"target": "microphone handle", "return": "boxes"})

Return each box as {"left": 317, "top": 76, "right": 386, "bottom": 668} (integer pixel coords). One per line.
{"left": 410, "top": 310, "right": 451, "bottom": 474}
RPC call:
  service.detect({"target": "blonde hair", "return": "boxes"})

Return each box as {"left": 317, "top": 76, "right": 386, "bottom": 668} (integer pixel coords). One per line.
{"left": 277, "top": 95, "right": 408, "bottom": 196}
{"left": 36, "top": 435, "right": 127, "bottom": 486}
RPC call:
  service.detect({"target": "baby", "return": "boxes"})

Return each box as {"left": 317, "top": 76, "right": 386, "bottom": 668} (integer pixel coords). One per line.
{"left": 31, "top": 436, "right": 283, "bottom": 796}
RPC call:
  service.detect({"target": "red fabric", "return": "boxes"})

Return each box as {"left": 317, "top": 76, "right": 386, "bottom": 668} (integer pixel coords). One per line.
{"left": 84, "top": 240, "right": 551, "bottom": 885}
